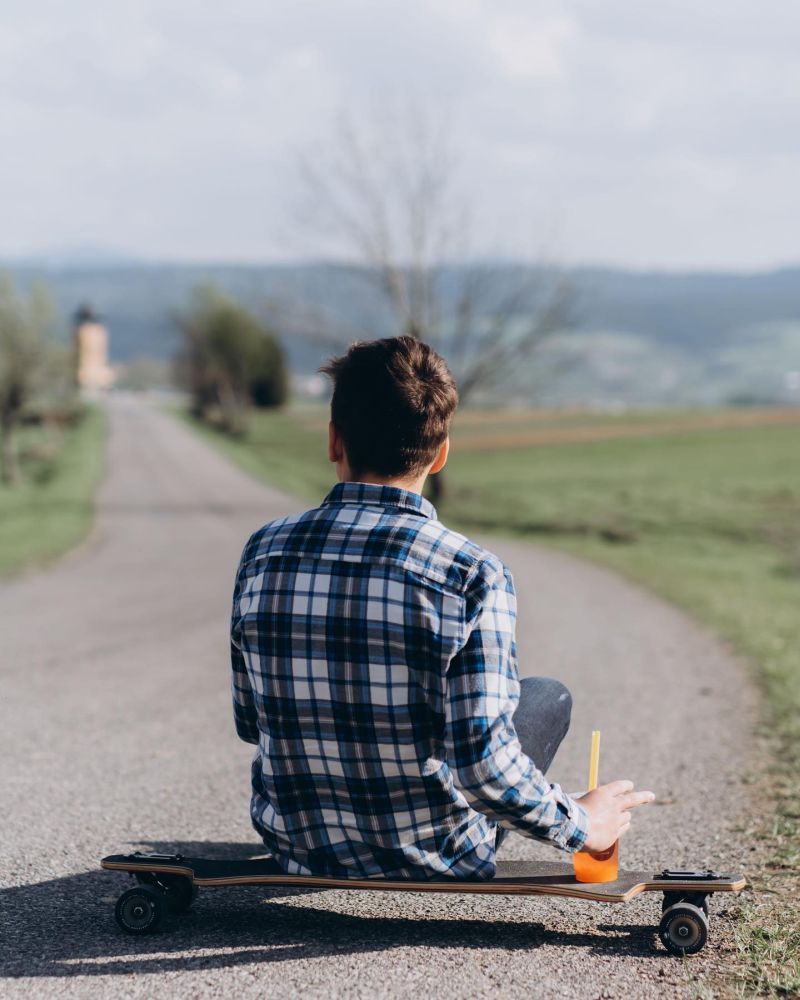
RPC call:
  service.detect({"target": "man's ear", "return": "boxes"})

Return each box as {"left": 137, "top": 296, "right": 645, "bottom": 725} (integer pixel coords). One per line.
{"left": 429, "top": 437, "right": 450, "bottom": 475}
{"left": 328, "top": 421, "right": 343, "bottom": 464}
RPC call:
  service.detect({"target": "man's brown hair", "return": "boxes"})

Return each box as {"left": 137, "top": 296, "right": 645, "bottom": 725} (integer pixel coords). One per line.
{"left": 319, "top": 336, "right": 459, "bottom": 478}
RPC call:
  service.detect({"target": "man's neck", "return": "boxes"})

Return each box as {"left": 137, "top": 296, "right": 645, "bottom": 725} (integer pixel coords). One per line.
{"left": 343, "top": 473, "right": 428, "bottom": 496}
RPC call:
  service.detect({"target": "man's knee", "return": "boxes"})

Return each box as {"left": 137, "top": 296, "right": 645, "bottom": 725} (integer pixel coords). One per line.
{"left": 515, "top": 677, "right": 573, "bottom": 775}
{"left": 520, "top": 676, "right": 572, "bottom": 734}
{"left": 547, "top": 679, "right": 572, "bottom": 735}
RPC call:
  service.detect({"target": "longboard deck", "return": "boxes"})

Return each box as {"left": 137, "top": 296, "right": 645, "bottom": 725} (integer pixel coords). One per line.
{"left": 101, "top": 854, "right": 745, "bottom": 904}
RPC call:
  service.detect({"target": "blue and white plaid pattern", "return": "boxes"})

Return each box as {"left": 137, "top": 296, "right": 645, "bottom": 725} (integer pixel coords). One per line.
{"left": 231, "top": 481, "right": 588, "bottom": 879}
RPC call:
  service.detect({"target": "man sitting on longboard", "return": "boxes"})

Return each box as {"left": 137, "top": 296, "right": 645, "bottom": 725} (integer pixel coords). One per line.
{"left": 230, "top": 336, "right": 653, "bottom": 879}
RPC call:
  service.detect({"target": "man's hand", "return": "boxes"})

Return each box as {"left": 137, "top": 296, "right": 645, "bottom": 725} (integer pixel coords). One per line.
{"left": 577, "top": 780, "right": 655, "bottom": 852}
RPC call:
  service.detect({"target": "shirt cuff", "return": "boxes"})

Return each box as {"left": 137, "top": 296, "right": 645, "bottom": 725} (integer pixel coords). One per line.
{"left": 548, "top": 789, "right": 590, "bottom": 853}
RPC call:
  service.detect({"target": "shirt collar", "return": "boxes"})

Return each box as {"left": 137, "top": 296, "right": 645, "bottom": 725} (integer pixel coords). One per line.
{"left": 322, "top": 481, "right": 437, "bottom": 521}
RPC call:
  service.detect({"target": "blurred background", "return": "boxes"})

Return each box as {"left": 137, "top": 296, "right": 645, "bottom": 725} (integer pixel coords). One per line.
{"left": 1, "top": 3, "right": 798, "bottom": 993}
{"left": 3, "top": 0, "right": 799, "bottom": 647}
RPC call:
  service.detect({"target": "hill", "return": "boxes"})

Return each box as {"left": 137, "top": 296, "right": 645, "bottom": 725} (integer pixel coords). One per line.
{"left": 3, "top": 261, "right": 799, "bottom": 405}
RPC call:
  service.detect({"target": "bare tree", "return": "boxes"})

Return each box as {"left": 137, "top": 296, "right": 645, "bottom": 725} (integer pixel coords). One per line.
{"left": 297, "top": 105, "right": 571, "bottom": 498}
{"left": 0, "top": 275, "right": 52, "bottom": 485}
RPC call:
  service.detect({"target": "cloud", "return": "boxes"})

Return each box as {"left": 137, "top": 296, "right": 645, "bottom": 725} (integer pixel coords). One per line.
{"left": 489, "top": 14, "right": 578, "bottom": 81}
{"left": 0, "top": 0, "right": 798, "bottom": 268}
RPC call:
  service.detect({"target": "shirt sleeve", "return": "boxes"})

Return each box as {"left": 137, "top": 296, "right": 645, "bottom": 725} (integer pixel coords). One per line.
{"left": 231, "top": 556, "right": 259, "bottom": 745}
{"left": 444, "top": 560, "right": 588, "bottom": 853}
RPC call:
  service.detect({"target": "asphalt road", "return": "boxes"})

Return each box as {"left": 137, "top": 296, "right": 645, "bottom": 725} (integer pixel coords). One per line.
{"left": 0, "top": 395, "right": 757, "bottom": 998}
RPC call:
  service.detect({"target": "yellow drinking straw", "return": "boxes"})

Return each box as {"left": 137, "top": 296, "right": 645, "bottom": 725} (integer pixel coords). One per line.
{"left": 588, "top": 730, "right": 601, "bottom": 791}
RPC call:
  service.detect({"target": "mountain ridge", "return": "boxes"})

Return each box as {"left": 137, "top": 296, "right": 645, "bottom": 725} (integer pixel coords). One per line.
{"left": 3, "top": 260, "right": 799, "bottom": 405}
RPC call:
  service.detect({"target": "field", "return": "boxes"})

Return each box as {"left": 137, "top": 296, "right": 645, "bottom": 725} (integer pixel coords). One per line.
{"left": 188, "top": 402, "right": 800, "bottom": 996}
{"left": 0, "top": 406, "right": 106, "bottom": 577}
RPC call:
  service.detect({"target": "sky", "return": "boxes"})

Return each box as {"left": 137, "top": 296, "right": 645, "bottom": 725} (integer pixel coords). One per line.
{"left": 2, "top": 0, "right": 800, "bottom": 271}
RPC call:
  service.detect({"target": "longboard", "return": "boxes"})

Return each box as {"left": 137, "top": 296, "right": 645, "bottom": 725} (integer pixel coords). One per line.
{"left": 101, "top": 852, "right": 745, "bottom": 955}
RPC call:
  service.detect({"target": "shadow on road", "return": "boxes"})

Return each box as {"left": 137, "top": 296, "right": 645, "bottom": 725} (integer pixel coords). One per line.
{"left": 1, "top": 841, "right": 665, "bottom": 979}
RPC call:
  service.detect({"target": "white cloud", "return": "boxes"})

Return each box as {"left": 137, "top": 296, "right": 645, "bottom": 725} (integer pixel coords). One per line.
{"left": 0, "top": 0, "right": 799, "bottom": 268}
{"left": 489, "top": 14, "right": 578, "bottom": 81}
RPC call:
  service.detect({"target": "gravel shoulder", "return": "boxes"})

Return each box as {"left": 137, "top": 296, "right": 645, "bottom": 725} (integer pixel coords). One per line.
{"left": 0, "top": 394, "right": 757, "bottom": 999}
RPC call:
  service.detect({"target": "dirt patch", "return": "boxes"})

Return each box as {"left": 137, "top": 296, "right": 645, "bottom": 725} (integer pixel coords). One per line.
{"left": 455, "top": 408, "right": 800, "bottom": 451}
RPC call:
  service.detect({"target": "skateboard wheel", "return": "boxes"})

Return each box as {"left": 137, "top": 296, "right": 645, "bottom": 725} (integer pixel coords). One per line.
{"left": 115, "top": 884, "right": 165, "bottom": 935}
{"left": 659, "top": 901, "right": 708, "bottom": 956}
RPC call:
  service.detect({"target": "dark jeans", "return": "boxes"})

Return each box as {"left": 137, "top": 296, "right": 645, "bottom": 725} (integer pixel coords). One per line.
{"left": 495, "top": 676, "right": 573, "bottom": 851}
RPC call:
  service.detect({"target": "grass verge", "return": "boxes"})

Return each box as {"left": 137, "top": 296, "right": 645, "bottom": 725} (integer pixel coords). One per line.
{"left": 0, "top": 405, "right": 106, "bottom": 577}
{"left": 183, "top": 403, "right": 799, "bottom": 997}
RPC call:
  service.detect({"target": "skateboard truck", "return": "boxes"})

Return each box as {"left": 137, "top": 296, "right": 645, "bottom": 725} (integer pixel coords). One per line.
{"left": 655, "top": 869, "right": 734, "bottom": 881}
{"left": 653, "top": 870, "right": 740, "bottom": 955}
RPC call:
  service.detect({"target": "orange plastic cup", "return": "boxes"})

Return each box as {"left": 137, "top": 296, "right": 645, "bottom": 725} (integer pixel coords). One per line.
{"left": 573, "top": 839, "right": 619, "bottom": 883}
{"left": 572, "top": 730, "right": 620, "bottom": 883}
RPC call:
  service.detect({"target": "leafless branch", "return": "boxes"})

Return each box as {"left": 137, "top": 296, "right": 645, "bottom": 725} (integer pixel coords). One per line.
{"left": 294, "top": 104, "right": 572, "bottom": 403}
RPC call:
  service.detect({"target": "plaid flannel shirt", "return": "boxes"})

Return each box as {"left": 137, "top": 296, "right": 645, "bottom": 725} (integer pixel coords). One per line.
{"left": 231, "top": 481, "right": 588, "bottom": 879}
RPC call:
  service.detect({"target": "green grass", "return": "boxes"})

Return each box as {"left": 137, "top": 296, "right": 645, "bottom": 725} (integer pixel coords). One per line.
{"left": 440, "top": 423, "right": 800, "bottom": 998}
{"left": 0, "top": 405, "right": 106, "bottom": 576}
{"left": 178, "top": 404, "right": 335, "bottom": 500}
{"left": 184, "top": 403, "right": 800, "bottom": 996}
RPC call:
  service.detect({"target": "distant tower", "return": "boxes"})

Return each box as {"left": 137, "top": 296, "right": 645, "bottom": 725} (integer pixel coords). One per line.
{"left": 73, "top": 304, "right": 114, "bottom": 393}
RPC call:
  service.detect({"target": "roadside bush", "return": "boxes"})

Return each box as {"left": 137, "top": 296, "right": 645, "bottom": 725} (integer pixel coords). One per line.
{"left": 250, "top": 334, "right": 289, "bottom": 408}
{"left": 173, "top": 286, "right": 288, "bottom": 435}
